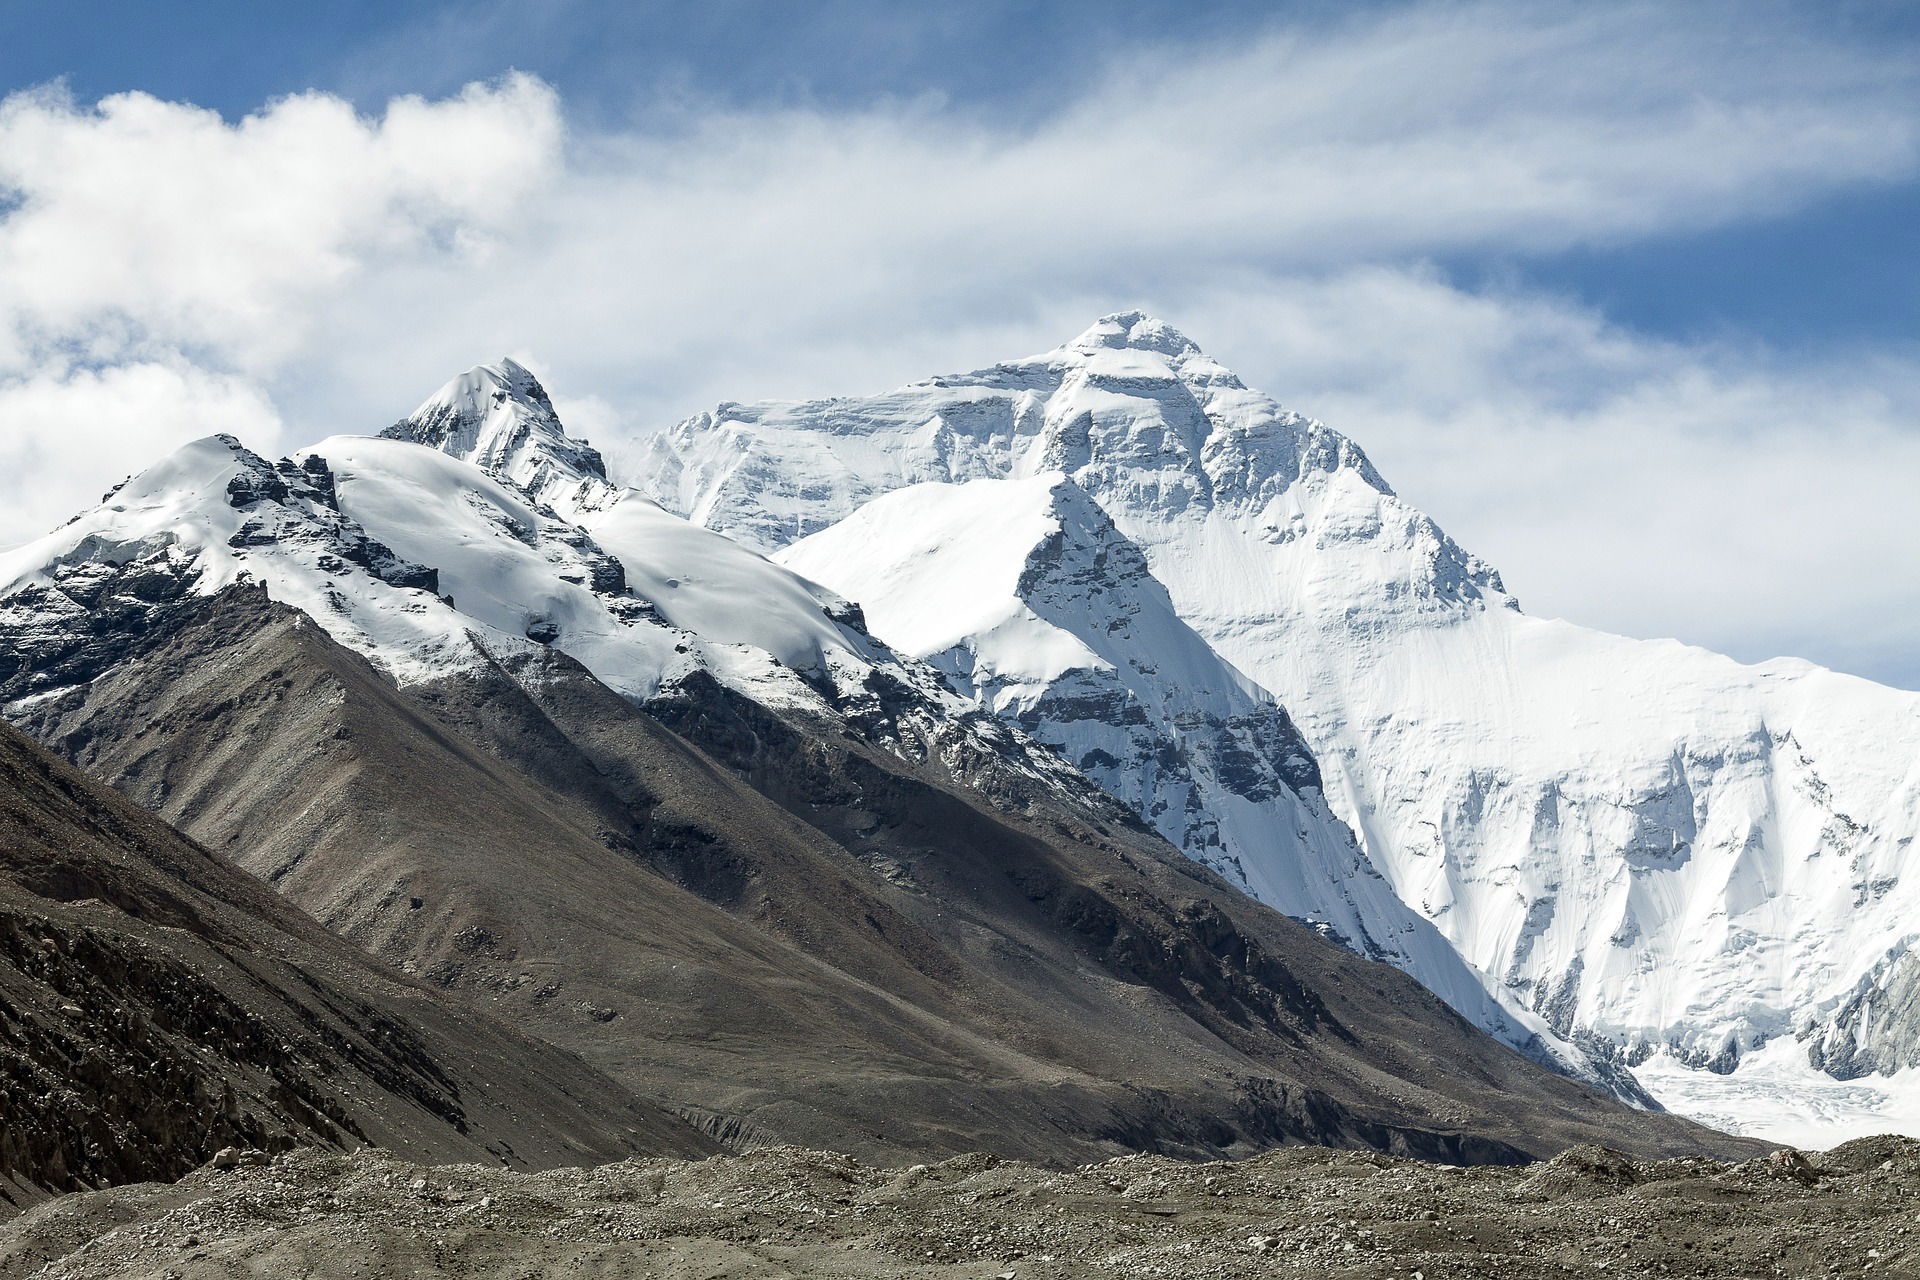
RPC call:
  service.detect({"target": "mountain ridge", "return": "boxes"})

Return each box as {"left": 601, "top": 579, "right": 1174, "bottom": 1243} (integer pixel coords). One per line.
{"left": 0, "top": 359, "right": 1753, "bottom": 1165}
{"left": 775, "top": 468, "right": 1594, "bottom": 1081}
{"left": 635, "top": 310, "right": 1920, "bottom": 1138}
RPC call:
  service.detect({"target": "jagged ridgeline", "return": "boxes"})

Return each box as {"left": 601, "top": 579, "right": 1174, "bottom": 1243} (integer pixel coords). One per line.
{"left": 0, "top": 354, "right": 1743, "bottom": 1195}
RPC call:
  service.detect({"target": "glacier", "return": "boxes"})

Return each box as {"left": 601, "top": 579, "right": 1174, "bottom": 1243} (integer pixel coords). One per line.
{"left": 638, "top": 310, "right": 1920, "bottom": 1140}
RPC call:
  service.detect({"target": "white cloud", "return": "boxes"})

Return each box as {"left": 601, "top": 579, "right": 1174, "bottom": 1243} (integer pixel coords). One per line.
{"left": 0, "top": 1, "right": 1915, "bottom": 685}
{"left": 1176, "top": 270, "right": 1920, "bottom": 688}
{"left": 0, "top": 71, "right": 559, "bottom": 370}
{"left": 0, "top": 361, "right": 284, "bottom": 542}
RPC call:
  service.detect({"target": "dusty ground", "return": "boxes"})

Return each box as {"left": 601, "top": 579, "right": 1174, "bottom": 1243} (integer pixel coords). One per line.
{"left": 4, "top": 1136, "right": 1918, "bottom": 1279}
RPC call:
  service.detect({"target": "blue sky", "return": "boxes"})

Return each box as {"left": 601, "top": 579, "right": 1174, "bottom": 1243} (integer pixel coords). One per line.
{"left": 7, "top": 2, "right": 1348, "bottom": 120}
{"left": 0, "top": 1, "right": 1916, "bottom": 685}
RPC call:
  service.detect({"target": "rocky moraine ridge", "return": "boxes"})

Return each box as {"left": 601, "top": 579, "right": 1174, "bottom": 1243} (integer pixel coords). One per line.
{"left": 7, "top": 1136, "right": 1919, "bottom": 1279}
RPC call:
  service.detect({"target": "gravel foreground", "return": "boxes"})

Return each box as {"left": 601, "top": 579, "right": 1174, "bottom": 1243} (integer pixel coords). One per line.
{"left": 4, "top": 1138, "right": 1919, "bottom": 1280}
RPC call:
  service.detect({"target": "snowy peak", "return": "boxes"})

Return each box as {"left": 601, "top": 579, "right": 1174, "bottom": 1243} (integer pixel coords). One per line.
{"left": 384, "top": 357, "right": 612, "bottom": 514}
{"left": 3, "top": 431, "right": 433, "bottom": 605}
{"left": 1035, "top": 315, "right": 1402, "bottom": 514}
{"left": 776, "top": 470, "right": 1316, "bottom": 854}
{"left": 779, "top": 470, "right": 1272, "bottom": 754}
{"left": 1063, "top": 310, "right": 1207, "bottom": 361}
{"left": 635, "top": 315, "right": 1503, "bottom": 617}
{"left": 0, "top": 432, "right": 468, "bottom": 704}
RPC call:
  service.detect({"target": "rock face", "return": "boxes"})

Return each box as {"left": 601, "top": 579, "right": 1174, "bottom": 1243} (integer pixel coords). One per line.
{"left": 0, "top": 717, "right": 714, "bottom": 1214}
{"left": 636, "top": 310, "right": 1920, "bottom": 1098}
{"left": 0, "top": 366, "right": 1744, "bottom": 1167}
{"left": 1808, "top": 948, "right": 1920, "bottom": 1078}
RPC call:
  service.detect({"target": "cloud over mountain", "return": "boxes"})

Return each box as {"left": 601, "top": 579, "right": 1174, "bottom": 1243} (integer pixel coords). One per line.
{"left": 0, "top": 1, "right": 1915, "bottom": 682}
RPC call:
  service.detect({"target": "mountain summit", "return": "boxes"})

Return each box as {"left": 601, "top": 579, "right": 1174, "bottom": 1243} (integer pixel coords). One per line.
{"left": 635, "top": 311, "right": 1499, "bottom": 609}
{"left": 384, "top": 357, "right": 613, "bottom": 514}
{"left": 1064, "top": 309, "right": 1207, "bottom": 357}
{"left": 642, "top": 313, "right": 1920, "bottom": 1142}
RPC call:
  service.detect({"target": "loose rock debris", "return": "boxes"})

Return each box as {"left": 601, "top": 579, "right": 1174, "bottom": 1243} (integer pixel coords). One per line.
{"left": 6, "top": 1136, "right": 1920, "bottom": 1279}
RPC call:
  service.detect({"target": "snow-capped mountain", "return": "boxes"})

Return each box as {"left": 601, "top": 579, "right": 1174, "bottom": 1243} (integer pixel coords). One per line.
{"left": 0, "top": 366, "right": 1117, "bottom": 828}
{"left": 381, "top": 356, "right": 613, "bottom": 509}
{"left": 638, "top": 310, "right": 1920, "bottom": 1125}
{"left": 777, "top": 468, "right": 1572, "bottom": 1065}
{"left": 0, "top": 356, "right": 1750, "bottom": 1166}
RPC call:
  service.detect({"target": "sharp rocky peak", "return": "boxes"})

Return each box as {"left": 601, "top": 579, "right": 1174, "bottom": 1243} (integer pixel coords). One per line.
{"left": 387, "top": 357, "right": 603, "bottom": 475}
{"left": 384, "top": 357, "right": 614, "bottom": 514}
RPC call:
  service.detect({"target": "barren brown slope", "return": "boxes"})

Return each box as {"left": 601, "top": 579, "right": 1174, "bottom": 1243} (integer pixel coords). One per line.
{"left": 10, "top": 586, "right": 1758, "bottom": 1167}
{"left": 0, "top": 715, "right": 715, "bottom": 1216}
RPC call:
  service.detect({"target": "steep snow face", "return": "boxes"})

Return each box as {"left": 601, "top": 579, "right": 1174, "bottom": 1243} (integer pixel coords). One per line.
{"left": 643, "top": 310, "right": 1920, "bottom": 1109}
{"left": 780, "top": 471, "right": 1341, "bottom": 903}
{"left": 318, "top": 433, "right": 867, "bottom": 702}
{"left": 777, "top": 471, "right": 1579, "bottom": 1067}
{"left": 382, "top": 359, "right": 885, "bottom": 679}
{"left": 311, "top": 433, "right": 696, "bottom": 698}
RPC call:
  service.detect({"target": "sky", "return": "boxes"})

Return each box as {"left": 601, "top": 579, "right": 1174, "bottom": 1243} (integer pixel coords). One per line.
{"left": 0, "top": 0, "right": 1915, "bottom": 687}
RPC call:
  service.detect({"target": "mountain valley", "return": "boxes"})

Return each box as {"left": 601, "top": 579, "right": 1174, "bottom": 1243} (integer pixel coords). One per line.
{"left": 0, "top": 314, "right": 1907, "bottom": 1249}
